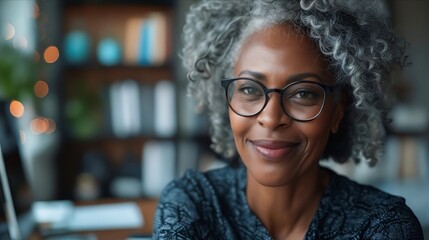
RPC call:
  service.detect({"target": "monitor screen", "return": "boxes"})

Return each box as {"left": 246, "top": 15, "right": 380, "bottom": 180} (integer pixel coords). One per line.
{"left": 0, "top": 100, "right": 34, "bottom": 239}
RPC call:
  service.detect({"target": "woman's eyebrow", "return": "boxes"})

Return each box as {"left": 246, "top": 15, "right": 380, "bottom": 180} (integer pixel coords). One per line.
{"left": 238, "top": 70, "right": 323, "bottom": 83}
{"left": 238, "top": 70, "right": 267, "bottom": 81}
{"left": 288, "top": 73, "right": 323, "bottom": 83}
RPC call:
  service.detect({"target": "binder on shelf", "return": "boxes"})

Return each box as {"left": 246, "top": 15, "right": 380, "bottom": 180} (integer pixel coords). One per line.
{"left": 122, "top": 80, "right": 142, "bottom": 135}
{"left": 109, "top": 80, "right": 142, "bottom": 138}
{"left": 154, "top": 80, "right": 176, "bottom": 137}
{"left": 141, "top": 140, "right": 176, "bottom": 197}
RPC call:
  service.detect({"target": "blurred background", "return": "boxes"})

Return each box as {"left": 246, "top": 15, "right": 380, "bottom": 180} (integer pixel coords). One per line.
{"left": 0, "top": 0, "right": 428, "bottom": 237}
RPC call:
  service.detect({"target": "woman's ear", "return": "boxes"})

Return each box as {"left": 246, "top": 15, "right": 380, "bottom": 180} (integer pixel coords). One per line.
{"left": 331, "top": 92, "right": 347, "bottom": 134}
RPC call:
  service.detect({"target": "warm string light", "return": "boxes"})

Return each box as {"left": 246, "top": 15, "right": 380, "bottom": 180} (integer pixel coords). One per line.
{"left": 27, "top": 2, "right": 57, "bottom": 136}
{"left": 2, "top": 2, "right": 58, "bottom": 138}
{"left": 44, "top": 45, "right": 59, "bottom": 63}
{"left": 34, "top": 80, "right": 49, "bottom": 98}
{"left": 30, "top": 117, "right": 56, "bottom": 134}
{"left": 9, "top": 100, "right": 25, "bottom": 118}
{"left": 45, "top": 118, "right": 56, "bottom": 134}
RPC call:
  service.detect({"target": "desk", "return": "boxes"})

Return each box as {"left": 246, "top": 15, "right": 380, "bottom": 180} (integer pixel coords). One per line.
{"left": 32, "top": 198, "right": 158, "bottom": 240}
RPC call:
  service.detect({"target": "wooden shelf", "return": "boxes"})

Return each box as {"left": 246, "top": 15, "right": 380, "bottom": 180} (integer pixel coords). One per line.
{"left": 63, "top": 64, "right": 174, "bottom": 84}
{"left": 56, "top": 1, "right": 215, "bottom": 202}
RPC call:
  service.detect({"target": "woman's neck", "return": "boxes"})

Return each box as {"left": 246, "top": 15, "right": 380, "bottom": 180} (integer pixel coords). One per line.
{"left": 246, "top": 166, "right": 329, "bottom": 239}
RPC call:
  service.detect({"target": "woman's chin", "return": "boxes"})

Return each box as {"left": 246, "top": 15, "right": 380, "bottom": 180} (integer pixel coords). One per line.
{"left": 247, "top": 165, "right": 297, "bottom": 188}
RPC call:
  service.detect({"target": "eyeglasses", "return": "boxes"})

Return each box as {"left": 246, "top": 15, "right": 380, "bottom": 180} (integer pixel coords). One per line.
{"left": 221, "top": 78, "right": 338, "bottom": 122}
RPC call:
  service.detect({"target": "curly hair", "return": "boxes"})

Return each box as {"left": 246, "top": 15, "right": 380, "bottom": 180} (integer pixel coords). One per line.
{"left": 182, "top": 0, "right": 407, "bottom": 166}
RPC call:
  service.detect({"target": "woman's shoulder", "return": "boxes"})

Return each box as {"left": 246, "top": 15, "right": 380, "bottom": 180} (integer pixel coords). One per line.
{"left": 317, "top": 168, "right": 424, "bottom": 239}
{"left": 153, "top": 165, "right": 244, "bottom": 239}
{"left": 327, "top": 169, "right": 405, "bottom": 206}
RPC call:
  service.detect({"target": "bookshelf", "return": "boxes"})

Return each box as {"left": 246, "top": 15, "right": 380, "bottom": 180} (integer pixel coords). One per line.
{"left": 56, "top": 1, "right": 213, "bottom": 200}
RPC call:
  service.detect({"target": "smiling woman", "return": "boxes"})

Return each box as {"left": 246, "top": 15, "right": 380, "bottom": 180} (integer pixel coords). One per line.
{"left": 153, "top": 0, "right": 424, "bottom": 239}
{"left": 228, "top": 24, "right": 344, "bottom": 192}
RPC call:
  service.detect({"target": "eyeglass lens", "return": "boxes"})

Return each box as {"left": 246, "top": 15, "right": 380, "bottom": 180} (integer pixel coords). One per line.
{"left": 226, "top": 79, "right": 326, "bottom": 121}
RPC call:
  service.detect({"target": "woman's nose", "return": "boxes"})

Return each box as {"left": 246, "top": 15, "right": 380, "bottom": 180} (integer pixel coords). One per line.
{"left": 256, "top": 93, "right": 292, "bottom": 130}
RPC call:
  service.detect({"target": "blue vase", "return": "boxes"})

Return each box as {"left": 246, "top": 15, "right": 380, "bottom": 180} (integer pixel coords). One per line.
{"left": 63, "top": 30, "right": 91, "bottom": 65}
{"left": 97, "top": 38, "right": 122, "bottom": 66}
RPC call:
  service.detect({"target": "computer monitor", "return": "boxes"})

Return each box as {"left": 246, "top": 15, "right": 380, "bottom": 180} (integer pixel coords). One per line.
{"left": 0, "top": 100, "right": 144, "bottom": 239}
{"left": 0, "top": 100, "right": 34, "bottom": 239}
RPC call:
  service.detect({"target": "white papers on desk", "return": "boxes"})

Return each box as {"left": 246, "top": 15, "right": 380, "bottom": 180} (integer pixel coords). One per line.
{"left": 34, "top": 201, "right": 143, "bottom": 231}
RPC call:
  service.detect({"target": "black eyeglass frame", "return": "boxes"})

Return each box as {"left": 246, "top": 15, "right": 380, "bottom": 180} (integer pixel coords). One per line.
{"left": 221, "top": 77, "right": 339, "bottom": 122}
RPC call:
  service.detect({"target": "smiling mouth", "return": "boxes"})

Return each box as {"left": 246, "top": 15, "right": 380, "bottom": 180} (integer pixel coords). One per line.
{"left": 250, "top": 140, "right": 299, "bottom": 161}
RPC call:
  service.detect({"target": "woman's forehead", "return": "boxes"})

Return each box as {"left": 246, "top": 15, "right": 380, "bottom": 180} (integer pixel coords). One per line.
{"left": 233, "top": 23, "right": 333, "bottom": 84}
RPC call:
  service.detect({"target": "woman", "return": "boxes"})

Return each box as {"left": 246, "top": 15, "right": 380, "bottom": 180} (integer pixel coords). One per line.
{"left": 153, "top": 0, "right": 423, "bottom": 239}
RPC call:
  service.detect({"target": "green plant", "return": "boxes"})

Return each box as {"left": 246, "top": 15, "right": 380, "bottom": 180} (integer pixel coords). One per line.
{"left": 0, "top": 44, "right": 37, "bottom": 101}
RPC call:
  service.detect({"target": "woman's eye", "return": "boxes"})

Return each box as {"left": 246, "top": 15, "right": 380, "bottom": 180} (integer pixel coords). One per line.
{"left": 294, "top": 90, "right": 317, "bottom": 99}
{"left": 239, "top": 86, "right": 261, "bottom": 96}
{"left": 288, "top": 88, "right": 322, "bottom": 106}
{"left": 243, "top": 87, "right": 257, "bottom": 95}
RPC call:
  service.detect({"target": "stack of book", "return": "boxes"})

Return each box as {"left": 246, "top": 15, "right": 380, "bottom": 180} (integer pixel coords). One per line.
{"left": 108, "top": 80, "right": 176, "bottom": 138}
{"left": 123, "top": 12, "right": 169, "bottom": 66}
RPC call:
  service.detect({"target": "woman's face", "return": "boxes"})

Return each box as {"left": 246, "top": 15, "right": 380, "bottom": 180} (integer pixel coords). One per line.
{"left": 230, "top": 24, "right": 345, "bottom": 187}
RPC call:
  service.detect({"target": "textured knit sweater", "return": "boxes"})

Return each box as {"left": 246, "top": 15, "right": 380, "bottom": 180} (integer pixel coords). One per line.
{"left": 153, "top": 165, "right": 423, "bottom": 239}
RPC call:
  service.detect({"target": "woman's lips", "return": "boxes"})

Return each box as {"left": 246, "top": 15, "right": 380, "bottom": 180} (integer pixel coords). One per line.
{"left": 250, "top": 139, "right": 299, "bottom": 161}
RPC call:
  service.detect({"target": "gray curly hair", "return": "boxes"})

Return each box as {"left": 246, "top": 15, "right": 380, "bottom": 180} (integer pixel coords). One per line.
{"left": 182, "top": 0, "right": 406, "bottom": 166}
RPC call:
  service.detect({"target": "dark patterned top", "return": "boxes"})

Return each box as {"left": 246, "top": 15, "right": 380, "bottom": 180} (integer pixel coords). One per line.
{"left": 153, "top": 165, "right": 423, "bottom": 239}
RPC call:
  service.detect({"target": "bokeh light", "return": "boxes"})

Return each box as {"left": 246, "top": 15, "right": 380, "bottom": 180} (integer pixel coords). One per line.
{"left": 30, "top": 117, "right": 56, "bottom": 134}
{"left": 46, "top": 118, "right": 57, "bottom": 134}
{"left": 30, "top": 117, "right": 49, "bottom": 134}
{"left": 13, "top": 36, "right": 28, "bottom": 50}
{"left": 9, "top": 100, "right": 25, "bottom": 118}
{"left": 44, "top": 46, "right": 60, "bottom": 63}
{"left": 4, "top": 23, "right": 15, "bottom": 40}
{"left": 34, "top": 80, "right": 49, "bottom": 98}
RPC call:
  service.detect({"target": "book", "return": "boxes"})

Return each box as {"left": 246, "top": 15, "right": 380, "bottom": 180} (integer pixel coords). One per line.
{"left": 109, "top": 80, "right": 142, "bottom": 138}
{"left": 123, "top": 17, "right": 144, "bottom": 65}
{"left": 137, "top": 18, "right": 152, "bottom": 66}
{"left": 134, "top": 13, "right": 168, "bottom": 66}
{"left": 120, "top": 80, "right": 142, "bottom": 136}
{"left": 150, "top": 12, "right": 168, "bottom": 65}
{"left": 153, "top": 80, "right": 176, "bottom": 137}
